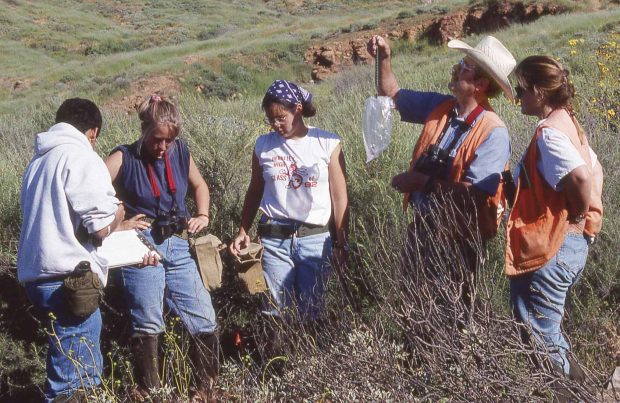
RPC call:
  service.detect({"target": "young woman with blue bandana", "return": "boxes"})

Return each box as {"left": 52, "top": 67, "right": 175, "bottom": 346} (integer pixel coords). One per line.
{"left": 230, "top": 80, "right": 349, "bottom": 325}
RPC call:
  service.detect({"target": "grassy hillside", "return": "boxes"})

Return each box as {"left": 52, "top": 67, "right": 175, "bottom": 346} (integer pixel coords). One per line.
{"left": 0, "top": 0, "right": 599, "bottom": 112}
{"left": 0, "top": 0, "right": 462, "bottom": 110}
{"left": 0, "top": 1, "right": 619, "bottom": 401}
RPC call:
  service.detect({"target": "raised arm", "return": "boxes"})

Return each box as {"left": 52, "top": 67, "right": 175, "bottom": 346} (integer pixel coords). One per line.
{"left": 367, "top": 35, "right": 401, "bottom": 99}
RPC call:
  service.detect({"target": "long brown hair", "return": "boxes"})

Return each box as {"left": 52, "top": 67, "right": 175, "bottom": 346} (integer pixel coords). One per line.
{"left": 514, "top": 55, "right": 586, "bottom": 143}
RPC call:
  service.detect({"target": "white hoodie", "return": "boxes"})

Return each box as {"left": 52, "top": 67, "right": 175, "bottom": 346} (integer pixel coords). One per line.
{"left": 17, "top": 123, "right": 119, "bottom": 285}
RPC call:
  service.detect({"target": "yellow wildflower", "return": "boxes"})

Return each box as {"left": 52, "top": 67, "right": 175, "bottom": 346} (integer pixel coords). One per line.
{"left": 597, "top": 62, "right": 610, "bottom": 74}
{"left": 608, "top": 109, "right": 616, "bottom": 118}
{"left": 568, "top": 39, "right": 578, "bottom": 46}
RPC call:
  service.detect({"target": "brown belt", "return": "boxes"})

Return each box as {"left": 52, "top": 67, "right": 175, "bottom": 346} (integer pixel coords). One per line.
{"left": 257, "top": 222, "right": 329, "bottom": 238}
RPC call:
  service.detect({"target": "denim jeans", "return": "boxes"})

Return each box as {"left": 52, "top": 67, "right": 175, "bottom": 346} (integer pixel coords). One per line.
{"left": 260, "top": 223, "right": 332, "bottom": 321}
{"left": 509, "top": 232, "right": 589, "bottom": 375}
{"left": 25, "top": 279, "right": 102, "bottom": 402}
{"left": 118, "top": 228, "right": 217, "bottom": 336}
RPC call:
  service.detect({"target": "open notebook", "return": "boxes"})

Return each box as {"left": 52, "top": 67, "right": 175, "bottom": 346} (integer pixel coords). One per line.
{"left": 97, "top": 230, "right": 160, "bottom": 268}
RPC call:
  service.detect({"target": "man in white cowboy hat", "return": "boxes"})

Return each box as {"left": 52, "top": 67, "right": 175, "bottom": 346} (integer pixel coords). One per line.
{"left": 367, "top": 35, "right": 516, "bottom": 301}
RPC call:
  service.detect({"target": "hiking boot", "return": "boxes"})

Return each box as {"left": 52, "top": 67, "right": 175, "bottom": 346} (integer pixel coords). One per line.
{"left": 568, "top": 356, "right": 586, "bottom": 384}
{"left": 262, "top": 325, "right": 288, "bottom": 375}
{"left": 51, "top": 390, "right": 87, "bottom": 403}
{"left": 130, "top": 333, "right": 161, "bottom": 400}
{"left": 189, "top": 330, "right": 220, "bottom": 402}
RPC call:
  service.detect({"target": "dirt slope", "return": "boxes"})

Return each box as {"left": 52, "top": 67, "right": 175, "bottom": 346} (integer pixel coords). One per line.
{"left": 305, "top": 1, "right": 567, "bottom": 81}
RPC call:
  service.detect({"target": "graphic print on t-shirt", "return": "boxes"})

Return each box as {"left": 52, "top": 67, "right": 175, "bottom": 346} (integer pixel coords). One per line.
{"left": 270, "top": 155, "right": 320, "bottom": 191}
{"left": 256, "top": 128, "right": 339, "bottom": 226}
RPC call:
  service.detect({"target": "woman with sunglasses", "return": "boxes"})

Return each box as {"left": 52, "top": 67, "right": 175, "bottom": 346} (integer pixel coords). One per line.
{"left": 506, "top": 56, "right": 603, "bottom": 378}
{"left": 229, "top": 80, "right": 349, "bottom": 326}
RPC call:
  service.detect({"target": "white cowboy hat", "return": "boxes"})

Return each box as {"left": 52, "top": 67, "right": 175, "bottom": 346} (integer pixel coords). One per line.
{"left": 448, "top": 35, "right": 516, "bottom": 102}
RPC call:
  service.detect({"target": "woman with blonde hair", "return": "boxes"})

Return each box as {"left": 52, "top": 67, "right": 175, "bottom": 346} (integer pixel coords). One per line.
{"left": 106, "top": 94, "right": 219, "bottom": 400}
{"left": 506, "top": 56, "right": 603, "bottom": 377}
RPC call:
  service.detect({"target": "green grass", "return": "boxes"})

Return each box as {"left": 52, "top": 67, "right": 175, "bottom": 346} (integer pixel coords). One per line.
{"left": 0, "top": 0, "right": 597, "bottom": 114}
{"left": 0, "top": 0, "right": 430, "bottom": 111}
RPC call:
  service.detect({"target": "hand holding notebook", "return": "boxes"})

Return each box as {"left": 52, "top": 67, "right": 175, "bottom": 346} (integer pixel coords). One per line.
{"left": 96, "top": 229, "right": 161, "bottom": 268}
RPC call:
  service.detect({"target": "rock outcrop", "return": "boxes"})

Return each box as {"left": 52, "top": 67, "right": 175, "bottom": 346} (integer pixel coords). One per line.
{"left": 305, "top": 1, "right": 567, "bottom": 82}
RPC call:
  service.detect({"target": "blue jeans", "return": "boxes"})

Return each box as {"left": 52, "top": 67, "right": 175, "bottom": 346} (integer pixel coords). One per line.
{"left": 118, "top": 229, "right": 217, "bottom": 336}
{"left": 509, "top": 233, "right": 589, "bottom": 375}
{"left": 261, "top": 224, "right": 332, "bottom": 321}
{"left": 25, "top": 279, "right": 102, "bottom": 402}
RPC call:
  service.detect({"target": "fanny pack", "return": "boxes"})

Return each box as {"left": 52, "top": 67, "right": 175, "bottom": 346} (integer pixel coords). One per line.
{"left": 233, "top": 242, "right": 267, "bottom": 295}
{"left": 189, "top": 234, "right": 225, "bottom": 291}
{"left": 62, "top": 261, "right": 103, "bottom": 318}
{"left": 257, "top": 221, "right": 329, "bottom": 238}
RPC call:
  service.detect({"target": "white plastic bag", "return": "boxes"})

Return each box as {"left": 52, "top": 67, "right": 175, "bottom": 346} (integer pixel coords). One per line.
{"left": 362, "top": 95, "right": 394, "bottom": 163}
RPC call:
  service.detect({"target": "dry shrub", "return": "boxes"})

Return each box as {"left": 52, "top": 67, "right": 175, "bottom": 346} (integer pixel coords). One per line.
{"left": 216, "top": 189, "right": 615, "bottom": 401}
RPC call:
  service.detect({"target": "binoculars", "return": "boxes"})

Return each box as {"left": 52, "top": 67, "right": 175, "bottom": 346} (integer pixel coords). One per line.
{"left": 415, "top": 144, "right": 450, "bottom": 179}
{"left": 152, "top": 207, "right": 188, "bottom": 243}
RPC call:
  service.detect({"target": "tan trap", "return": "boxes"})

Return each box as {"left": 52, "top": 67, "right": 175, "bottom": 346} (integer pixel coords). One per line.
{"left": 233, "top": 242, "right": 267, "bottom": 295}
{"left": 189, "top": 234, "right": 225, "bottom": 291}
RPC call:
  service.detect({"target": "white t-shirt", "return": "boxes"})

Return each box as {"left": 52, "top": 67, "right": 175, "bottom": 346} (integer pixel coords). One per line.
{"left": 515, "top": 125, "right": 597, "bottom": 191}
{"left": 255, "top": 127, "right": 340, "bottom": 226}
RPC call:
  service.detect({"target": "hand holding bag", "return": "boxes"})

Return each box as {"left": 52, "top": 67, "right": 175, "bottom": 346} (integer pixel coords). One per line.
{"left": 233, "top": 242, "right": 267, "bottom": 295}
{"left": 362, "top": 47, "right": 394, "bottom": 162}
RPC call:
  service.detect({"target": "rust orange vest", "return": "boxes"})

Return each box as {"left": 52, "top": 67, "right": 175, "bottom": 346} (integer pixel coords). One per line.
{"left": 404, "top": 99, "right": 508, "bottom": 240}
{"left": 505, "top": 108, "right": 603, "bottom": 276}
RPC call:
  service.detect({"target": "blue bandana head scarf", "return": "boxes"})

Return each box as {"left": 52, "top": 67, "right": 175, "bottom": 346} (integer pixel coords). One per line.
{"left": 266, "top": 80, "right": 313, "bottom": 105}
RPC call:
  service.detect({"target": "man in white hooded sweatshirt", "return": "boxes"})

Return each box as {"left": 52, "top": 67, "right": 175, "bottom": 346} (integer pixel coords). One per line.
{"left": 17, "top": 98, "right": 126, "bottom": 402}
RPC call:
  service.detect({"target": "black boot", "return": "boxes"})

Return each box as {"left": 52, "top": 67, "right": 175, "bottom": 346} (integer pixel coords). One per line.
{"left": 568, "top": 355, "right": 586, "bottom": 384}
{"left": 262, "top": 324, "right": 288, "bottom": 375}
{"left": 130, "top": 333, "right": 161, "bottom": 399}
{"left": 51, "top": 390, "right": 87, "bottom": 403}
{"left": 189, "top": 331, "right": 220, "bottom": 402}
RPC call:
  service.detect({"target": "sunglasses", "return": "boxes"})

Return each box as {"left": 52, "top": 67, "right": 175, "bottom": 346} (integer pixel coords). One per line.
{"left": 458, "top": 59, "right": 477, "bottom": 74}
{"left": 514, "top": 85, "right": 526, "bottom": 99}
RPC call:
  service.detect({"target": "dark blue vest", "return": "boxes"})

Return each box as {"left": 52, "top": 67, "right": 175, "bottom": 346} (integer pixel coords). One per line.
{"left": 113, "top": 139, "right": 190, "bottom": 219}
